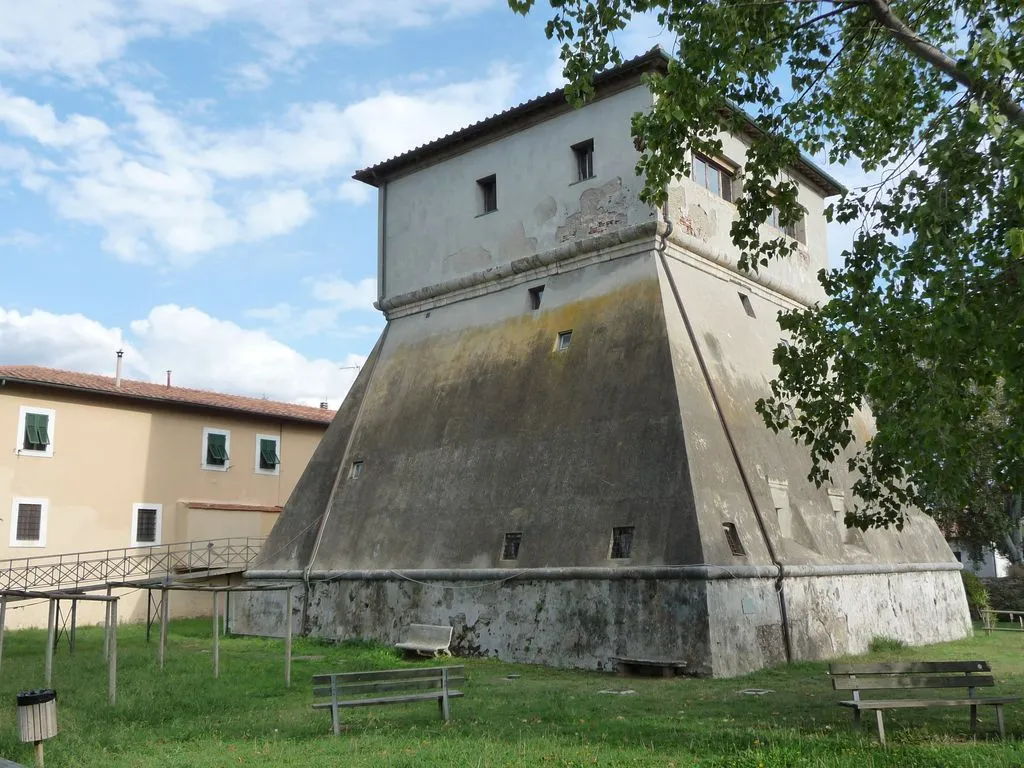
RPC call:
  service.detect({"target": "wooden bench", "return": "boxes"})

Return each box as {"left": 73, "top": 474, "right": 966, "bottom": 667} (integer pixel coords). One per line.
{"left": 395, "top": 623, "right": 454, "bottom": 657}
{"left": 829, "top": 660, "right": 1019, "bottom": 745}
{"left": 312, "top": 666, "right": 465, "bottom": 736}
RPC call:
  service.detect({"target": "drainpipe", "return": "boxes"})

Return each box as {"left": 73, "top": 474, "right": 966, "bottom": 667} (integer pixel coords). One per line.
{"left": 656, "top": 201, "right": 793, "bottom": 664}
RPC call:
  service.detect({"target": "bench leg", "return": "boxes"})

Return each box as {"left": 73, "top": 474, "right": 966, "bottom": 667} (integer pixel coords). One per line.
{"left": 331, "top": 701, "right": 340, "bottom": 737}
{"left": 970, "top": 704, "right": 978, "bottom": 736}
{"left": 996, "top": 704, "right": 1005, "bottom": 739}
{"left": 874, "top": 710, "right": 886, "bottom": 746}
{"left": 853, "top": 709, "right": 861, "bottom": 730}
{"left": 438, "top": 691, "right": 451, "bottom": 722}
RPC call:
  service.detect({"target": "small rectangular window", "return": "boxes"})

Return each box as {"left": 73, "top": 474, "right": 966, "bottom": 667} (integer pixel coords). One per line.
{"left": 723, "top": 522, "right": 746, "bottom": 556}
{"left": 350, "top": 460, "right": 364, "bottom": 479}
{"left": 738, "top": 293, "right": 755, "bottom": 318}
{"left": 501, "top": 532, "right": 523, "bottom": 560}
{"left": 769, "top": 203, "right": 806, "bottom": 244}
{"left": 202, "top": 428, "right": 230, "bottom": 471}
{"left": 611, "top": 526, "right": 634, "bottom": 559}
{"left": 556, "top": 329, "right": 573, "bottom": 352}
{"left": 10, "top": 497, "right": 46, "bottom": 547}
{"left": 17, "top": 406, "right": 55, "bottom": 457}
{"left": 258, "top": 437, "right": 280, "bottom": 472}
{"left": 572, "top": 139, "right": 594, "bottom": 182}
{"left": 691, "top": 152, "right": 733, "bottom": 202}
{"left": 136, "top": 508, "right": 158, "bottom": 543}
{"left": 529, "top": 285, "right": 544, "bottom": 310}
{"left": 477, "top": 175, "right": 497, "bottom": 214}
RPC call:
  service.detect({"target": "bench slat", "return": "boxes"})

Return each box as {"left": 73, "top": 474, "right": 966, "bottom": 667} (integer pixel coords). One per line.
{"left": 313, "top": 690, "right": 465, "bottom": 709}
{"left": 829, "top": 661, "right": 990, "bottom": 675}
{"left": 832, "top": 674, "right": 994, "bottom": 691}
{"left": 314, "top": 676, "right": 465, "bottom": 698}
{"left": 313, "top": 666, "right": 464, "bottom": 684}
{"left": 839, "top": 696, "right": 1020, "bottom": 710}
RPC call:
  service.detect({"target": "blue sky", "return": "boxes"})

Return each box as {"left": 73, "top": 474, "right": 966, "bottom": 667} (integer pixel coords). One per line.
{"left": 0, "top": 2, "right": 855, "bottom": 407}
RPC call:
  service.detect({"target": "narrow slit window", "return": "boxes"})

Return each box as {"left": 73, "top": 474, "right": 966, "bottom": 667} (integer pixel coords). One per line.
{"left": 501, "top": 532, "right": 523, "bottom": 560}
{"left": 529, "top": 285, "right": 544, "bottom": 310}
{"left": 259, "top": 438, "right": 280, "bottom": 470}
{"left": 723, "top": 523, "right": 745, "bottom": 556}
{"left": 350, "top": 460, "right": 364, "bottom": 479}
{"left": 477, "top": 175, "right": 497, "bottom": 214}
{"left": 572, "top": 139, "right": 595, "bottom": 182}
{"left": 556, "top": 329, "right": 573, "bottom": 352}
{"left": 611, "top": 526, "right": 634, "bottom": 559}
{"left": 739, "top": 293, "right": 755, "bottom": 318}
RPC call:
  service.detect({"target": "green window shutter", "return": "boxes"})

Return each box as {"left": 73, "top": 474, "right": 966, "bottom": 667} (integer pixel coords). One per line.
{"left": 207, "top": 433, "right": 228, "bottom": 464}
{"left": 259, "top": 439, "right": 279, "bottom": 469}
{"left": 23, "top": 413, "right": 49, "bottom": 450}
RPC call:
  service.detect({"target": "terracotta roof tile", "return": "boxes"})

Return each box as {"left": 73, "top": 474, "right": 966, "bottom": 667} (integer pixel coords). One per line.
{"left": 0, "top": 365, "right": 336, "bottom": 425}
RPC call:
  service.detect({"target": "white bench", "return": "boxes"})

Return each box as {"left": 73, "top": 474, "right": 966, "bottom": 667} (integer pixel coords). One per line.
{"left": 395, "top": 623, "right": 454, "bottom": 658}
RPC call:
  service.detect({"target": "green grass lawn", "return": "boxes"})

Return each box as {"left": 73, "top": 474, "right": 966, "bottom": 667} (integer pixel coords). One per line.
{"left": 0, "top": 620, "right": 1023, "bottom": 766}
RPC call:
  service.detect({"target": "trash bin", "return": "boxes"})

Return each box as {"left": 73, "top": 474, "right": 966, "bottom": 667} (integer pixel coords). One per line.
{"left": 16, "top": 689, "right": 56, "bottom": 766}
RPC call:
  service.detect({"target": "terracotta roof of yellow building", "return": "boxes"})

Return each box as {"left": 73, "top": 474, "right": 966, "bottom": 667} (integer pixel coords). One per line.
{"left": 0, "top": 365, "right": 336, "bottom": 425}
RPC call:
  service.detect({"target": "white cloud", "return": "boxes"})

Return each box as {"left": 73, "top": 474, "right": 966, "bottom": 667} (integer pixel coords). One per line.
{"left": 0, "top": 304, "right": 364, "bottom": 407}
{"left": 338, "top": 179, "right": 372, "bottom": 206}
{"left": 309, "top": 277, "right": 377, "bottom": 310}
{"left": 0, "top": 67, "right": 519, "bottom": 265}
{"left": 0, "top": 0, "right": 495, "bottom": 82}
{"left": 0, "top": 230, "right": 46, "bottom": 249}
{"left": 246, "top": 276, "right": 380, "bottom": 338}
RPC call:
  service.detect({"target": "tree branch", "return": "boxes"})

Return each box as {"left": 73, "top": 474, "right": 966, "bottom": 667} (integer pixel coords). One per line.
{"left": 863, "top": 0, "right": 1024, "bottom": 127}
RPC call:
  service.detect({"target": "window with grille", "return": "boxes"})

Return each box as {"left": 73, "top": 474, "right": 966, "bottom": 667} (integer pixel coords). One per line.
{"left": 611, "top": 526, "right": 634, "bottom": 559}
{"left": 135, "top": 508, "right": 158, "bottom": 544}
{"left": 501, "top": 532, "right": 523, "bottom": 561}
{"left": 572, "top": 139, "right": 594, "bottom": 182}
{"left": 691, "top": 152, "right": 734, "bottom": 202}
{"left": 556, "top": 329, "right": 573, "bottom": 352}
{"left": 723, "top": 522, "right": 746, "bottom": 556}
{"left": 15, "top": 503, "right": 42, "bottom": 543}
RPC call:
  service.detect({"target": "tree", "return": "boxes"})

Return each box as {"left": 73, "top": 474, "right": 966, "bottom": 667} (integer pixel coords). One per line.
{"left": 509, "top": 0, "right": 1024, "bottom": 536}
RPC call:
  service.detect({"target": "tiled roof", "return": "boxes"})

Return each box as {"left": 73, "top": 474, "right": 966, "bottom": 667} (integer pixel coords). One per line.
{"left": 0, "top": 365, "right": 336, "bottom": 425}
{"left": 353, "top": 46, "right": 845, "bottom": 198}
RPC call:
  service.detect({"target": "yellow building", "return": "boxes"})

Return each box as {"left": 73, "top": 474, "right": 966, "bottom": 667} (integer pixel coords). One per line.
{"left": 0, "top": 364, "right": 334, "bottom": 627}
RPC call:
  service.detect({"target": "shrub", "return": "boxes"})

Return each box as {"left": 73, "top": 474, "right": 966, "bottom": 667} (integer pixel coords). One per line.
{"left": 961, "top": 570, "right": 991, "bottom": 619}
{"left": 869, "top": 636, "right": 907, "bottom": 653}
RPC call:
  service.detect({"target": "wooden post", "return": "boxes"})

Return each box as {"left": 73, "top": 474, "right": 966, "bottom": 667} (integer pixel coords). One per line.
{"left": 158, "top": 588, "right": 169, "bottom": 670}
{"left": 284, "top": 588, "right": 293, "bottom": 688}
{"left": 0, "top": 594, "right": 7, "bottom": 677}
{"left": 34, "top": 739, "right": 43, "bottom": 767}
{"left": 104, "top": 585, "right": 113, "bottom": 659}
{"left": 212, "top": 591, "right": 220, "bottom": 679}
{"left": 108, "top": 600, "right": 118, "bottom": 707}
{"left": 44, "top": 598, "right": 55, "bottom": 686}
{"left": 69, "top": 599, "right": 77, "bottom": 656}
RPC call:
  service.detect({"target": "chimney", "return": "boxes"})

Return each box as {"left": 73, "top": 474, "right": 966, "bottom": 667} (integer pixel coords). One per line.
{"left": 115, "top": 349, "right": 124, "bottom": 387}
{"left": 166, "top": 370, "right": 172, "bottom": 388}
{"left": 320, "top": 401, "right": 329, "bottom": 409}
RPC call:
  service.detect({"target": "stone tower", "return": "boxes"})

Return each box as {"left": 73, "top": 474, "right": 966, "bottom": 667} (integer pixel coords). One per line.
{"left": 237, "top": 48, "right": 970, "bottom": 677}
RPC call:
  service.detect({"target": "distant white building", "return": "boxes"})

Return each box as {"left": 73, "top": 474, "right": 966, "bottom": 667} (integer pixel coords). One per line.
{"left": 949, "top": 542, "right": 1011, "bottom": 578}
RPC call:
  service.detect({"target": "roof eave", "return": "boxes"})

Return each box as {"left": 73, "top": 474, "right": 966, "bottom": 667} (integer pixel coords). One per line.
{"left": 0, "top": 375, "right": 333, "bottom": 426}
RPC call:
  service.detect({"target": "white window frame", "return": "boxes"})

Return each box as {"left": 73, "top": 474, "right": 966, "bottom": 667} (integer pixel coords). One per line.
{"left": 131, "top": 503, "right": 163, "bottom": 548}
{"left": 201, "top": 427, "right": 231, "bottom": 472}
{"left": 15, "top": 406, "right": 55, "bottom": 458}
{"left": 254, "top": 433, "right": 281, "bottom": 476}
{"left": 10, "top": 496, "right": 48, "bottom": 548}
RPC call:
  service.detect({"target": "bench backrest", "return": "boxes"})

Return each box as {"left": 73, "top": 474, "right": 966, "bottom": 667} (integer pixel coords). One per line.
{"left": 828, "top": 661, "right": 994, "bottom": 698}
{"left": 403, "top": 624, "right": 454, "bottom": 647}
{"left": 313, "top": 666, "right": 465, "bottom": 701}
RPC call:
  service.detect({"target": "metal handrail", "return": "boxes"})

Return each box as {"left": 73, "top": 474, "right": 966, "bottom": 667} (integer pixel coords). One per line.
{"left": 0, "top": 537, "right": 266, "bottom": 592}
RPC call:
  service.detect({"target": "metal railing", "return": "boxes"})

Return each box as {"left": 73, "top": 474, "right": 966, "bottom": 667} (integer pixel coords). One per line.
{"left": 0, "top": 537, "right": 266, "bottom": 592}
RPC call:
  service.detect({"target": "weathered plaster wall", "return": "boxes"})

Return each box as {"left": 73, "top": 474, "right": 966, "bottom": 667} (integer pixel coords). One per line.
{"left": 381, "top": 85, "right": 656, "bottom": 299}
{"left": 309, "top": 248, "right": 704, "bottom": 572}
